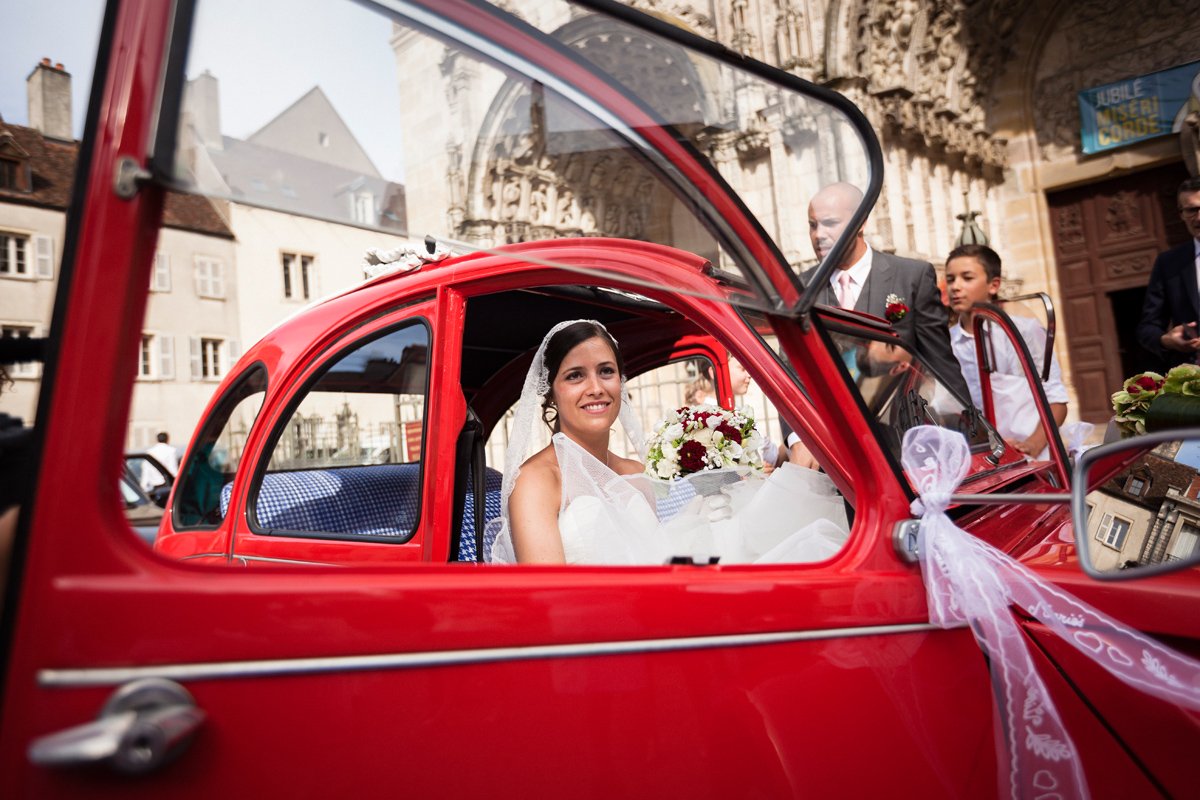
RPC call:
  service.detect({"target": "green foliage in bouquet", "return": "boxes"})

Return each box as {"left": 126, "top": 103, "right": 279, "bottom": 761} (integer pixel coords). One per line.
{"left": 1112, "top": 364, "right": 1200, "bottom": 435}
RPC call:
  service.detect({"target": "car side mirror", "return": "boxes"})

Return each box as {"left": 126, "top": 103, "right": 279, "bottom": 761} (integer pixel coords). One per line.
{"left": 1072, "top": 428, "right": 1200, "bottom": 579}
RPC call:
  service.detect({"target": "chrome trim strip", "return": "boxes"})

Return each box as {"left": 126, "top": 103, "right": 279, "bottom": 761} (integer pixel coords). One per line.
{"left": 39, "top": 622, "right": 949, "bottom": 687}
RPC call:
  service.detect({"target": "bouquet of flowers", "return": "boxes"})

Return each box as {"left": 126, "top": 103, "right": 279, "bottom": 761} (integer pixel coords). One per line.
{"left": 644, "top": 404, "right": 765, "bottom": 481}
{"left": 1112, "top": 364, "right": 1200, "bottom": 435}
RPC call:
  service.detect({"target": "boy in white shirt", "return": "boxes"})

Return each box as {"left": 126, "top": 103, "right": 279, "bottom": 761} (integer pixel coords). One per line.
{"left": 945, "top": 244, "right": 1068, "bottom": 458}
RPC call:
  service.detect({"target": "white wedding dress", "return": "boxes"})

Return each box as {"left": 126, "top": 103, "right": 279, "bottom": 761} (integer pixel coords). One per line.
{"left": 491, "top": 434, "right": 850, "bottom": 565}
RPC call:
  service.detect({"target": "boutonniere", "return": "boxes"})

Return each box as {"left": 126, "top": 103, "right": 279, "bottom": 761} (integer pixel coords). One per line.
{"left": 885, "top": 293, "right": 909, "bottom": 322}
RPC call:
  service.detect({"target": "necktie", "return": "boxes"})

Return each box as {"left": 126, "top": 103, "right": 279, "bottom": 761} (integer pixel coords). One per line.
{"left": 837, "top": 273, "right": 854, "bottom": 309}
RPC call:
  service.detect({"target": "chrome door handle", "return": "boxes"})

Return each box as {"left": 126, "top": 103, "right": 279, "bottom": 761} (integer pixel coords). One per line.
{"left": 29, "top": 678, "right": 205, "bottom": 774}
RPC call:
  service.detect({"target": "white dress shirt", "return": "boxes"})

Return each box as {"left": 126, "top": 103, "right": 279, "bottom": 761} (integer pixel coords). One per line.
{"left": 950, "top": 316, "right": 1068, "bottom": 457}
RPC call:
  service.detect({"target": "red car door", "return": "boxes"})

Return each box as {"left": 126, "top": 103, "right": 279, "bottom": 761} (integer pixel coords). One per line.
{"left": 0, "top": 0, "right": 1166, "bottom": 796}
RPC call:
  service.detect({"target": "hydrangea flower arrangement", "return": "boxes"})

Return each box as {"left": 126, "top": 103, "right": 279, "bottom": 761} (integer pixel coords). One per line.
{"left": 1112, "top": 364, "right": 1200, "bottom": 435}
{"left": 644, "top": 404, "right": 765, "bottom": 480}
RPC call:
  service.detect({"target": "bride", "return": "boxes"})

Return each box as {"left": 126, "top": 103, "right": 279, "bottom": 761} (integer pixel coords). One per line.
{"left": 487, "top": 319, "right": 850, "bottom": 565}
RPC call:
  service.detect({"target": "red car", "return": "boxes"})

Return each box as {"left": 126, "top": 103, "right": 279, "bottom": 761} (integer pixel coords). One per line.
{"left": 2, "top": 0, "right": 1197, "bottom": 797}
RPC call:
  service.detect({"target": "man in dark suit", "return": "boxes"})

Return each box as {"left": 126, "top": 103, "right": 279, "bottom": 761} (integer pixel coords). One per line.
{"left": 800, "top": 183, "right": 971, "bottom": 402}
{"left": 1136, "top": 177, "right": 1200, "bottom": 368}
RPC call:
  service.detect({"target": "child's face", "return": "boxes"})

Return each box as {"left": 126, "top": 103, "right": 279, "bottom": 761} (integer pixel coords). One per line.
{"left": 945, "top": 256, "right": 1000, "bottom": 316}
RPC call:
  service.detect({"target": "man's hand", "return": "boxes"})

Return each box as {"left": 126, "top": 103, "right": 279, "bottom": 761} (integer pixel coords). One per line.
{"left": 1161, "top": 322, "right": 1200, "bottom": 352}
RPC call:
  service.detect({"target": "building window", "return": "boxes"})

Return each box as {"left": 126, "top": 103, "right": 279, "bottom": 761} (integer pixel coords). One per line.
{"left": 318, "top": 132, "right": 330, "bottom": 147}
{"left": 137, "top": 333, "right": 175, "bottom": 380}
{"left": 139, "top": 335, "right": 153, "bottom": 378}
{"left": 1096, "top": 512, "right": 1132, "bottom": 550}
{"left": 194, "top": 256, "right": 225, "bottom": 299}
{"left": 0, "top": 232, "right": 28, "bottom": 276}
{"left": 150, "top": 252, "right": 171, "bottom": 292}
{"left": 0, "top": 158, "right": 18, "bottom": 190}
{"left": 352, "top": 191, "right": 375, "bottom": 225}
{"left": 281, "top": 252, "right": 314, "bottom": 300}
{"left": 1, "top": 324, "right": 38, "bottom": 378}
{"left": 1127, "top": 476, "right": 1146, "bottom": 496}
{"left": 190, "top": 336, "right": 238, "bottom": 381}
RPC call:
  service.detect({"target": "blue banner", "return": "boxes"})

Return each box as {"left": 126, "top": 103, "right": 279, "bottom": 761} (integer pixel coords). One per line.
{"left": 1078, "top": 61, "right": 1200, "bottom": 155}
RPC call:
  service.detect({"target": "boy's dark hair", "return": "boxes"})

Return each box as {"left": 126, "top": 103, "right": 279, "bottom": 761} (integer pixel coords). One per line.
{"left": 947, "top": 243, "right": 1002, "bottom": 283}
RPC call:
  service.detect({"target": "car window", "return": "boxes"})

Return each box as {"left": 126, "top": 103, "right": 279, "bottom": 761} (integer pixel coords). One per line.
{"left": 820, "top": 321, "right": 998, "bottom": 484}
{"left": 174, "top": 367, "right": 267, "bottom": 528}
{"left": 251, "top": 321, "right": 429, "bottom": 540}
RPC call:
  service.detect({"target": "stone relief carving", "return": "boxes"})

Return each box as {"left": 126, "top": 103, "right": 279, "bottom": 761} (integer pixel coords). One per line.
{"left": 851, "top": 0, "right": 1027, "bottom": 171}
{"left": 1033, "top": 0, "right": 1200, "bottom": 161}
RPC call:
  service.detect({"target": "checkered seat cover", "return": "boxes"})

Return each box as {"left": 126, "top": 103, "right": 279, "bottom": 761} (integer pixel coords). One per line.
{"left": 456, "top": 467, "right": 504, "bottom": 562}
{"left": 218, "top": 463, "right": 504, "bottom": 549}
{"left": 220, "top": 464, "right": 423, "bottom": 537}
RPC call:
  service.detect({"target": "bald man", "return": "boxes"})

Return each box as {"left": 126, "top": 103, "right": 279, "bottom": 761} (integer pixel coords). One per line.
{"left": 800, "top": 183, "right": 971, "bottom": 403}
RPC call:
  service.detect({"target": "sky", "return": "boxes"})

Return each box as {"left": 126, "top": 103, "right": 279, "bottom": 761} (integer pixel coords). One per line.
{"left": 0, "top": 0, "right": 406, "bottom": 182}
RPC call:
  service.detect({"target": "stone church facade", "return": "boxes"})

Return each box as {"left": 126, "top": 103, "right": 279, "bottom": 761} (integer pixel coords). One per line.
{"left": 393, "top": 0, "right": 1200, "bottom": 423}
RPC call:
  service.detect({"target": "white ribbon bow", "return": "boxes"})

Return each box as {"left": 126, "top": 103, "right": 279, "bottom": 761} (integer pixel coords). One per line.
{"left": 902, "top": 426, "right": 1200, "bottom": 800}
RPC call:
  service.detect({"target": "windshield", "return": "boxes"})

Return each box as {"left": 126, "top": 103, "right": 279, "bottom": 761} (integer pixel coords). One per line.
{"left": 158, "top": 0, "right": 877, "bottom": 313}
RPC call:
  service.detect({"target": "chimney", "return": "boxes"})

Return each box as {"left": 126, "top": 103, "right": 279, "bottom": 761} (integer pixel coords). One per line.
{"left": 27, "top": 58, "right": 72, "bottom": 141}
{"left": 182, "top": 71, "right": 223, "bottom": 150}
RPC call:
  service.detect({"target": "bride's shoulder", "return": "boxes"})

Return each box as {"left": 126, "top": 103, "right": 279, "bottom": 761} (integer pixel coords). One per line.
{"left": 610, "top": 454, "right": 645, "bottom": 477}
{"left": 512, "top": 446, "right": 561, "bottom": 493}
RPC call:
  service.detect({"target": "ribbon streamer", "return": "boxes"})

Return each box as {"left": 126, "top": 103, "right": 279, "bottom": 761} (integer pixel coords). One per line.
{"left": 902, "top": 426, "right": 1200, "bottom": 800}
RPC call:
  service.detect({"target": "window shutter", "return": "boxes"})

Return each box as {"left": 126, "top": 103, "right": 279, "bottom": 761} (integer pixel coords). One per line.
{"left": 34, "top": 235, "right": 54, "bottom": 279}
{"left": 193, "top": 260, "right": 206, "bottom": 297}
{"left": 222, "top": 339, "right": 240, "bottom": 374}
{"left": 212, "top": 261, "right": 225, "bottom": 298}
{"left": 153, "top": 252, "right": 171, "bottom": 291}
{"left": 189, "top": 337, "right": 202, "bottom": 380}
{"left": 159, "top": 334, "right": 175, "bottom": 379}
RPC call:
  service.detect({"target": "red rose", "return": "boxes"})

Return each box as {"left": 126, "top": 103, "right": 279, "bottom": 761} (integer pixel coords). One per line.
{"left": 678, "top": 440, "right": 707, "bottom": 474}
{"left": 1136, "top": 376, "right": 1159, "bottom": 391}
{"left": 885, "top": 302, "right": 909, "bottom": 322}
{"left": 715, "top": 421, "right": 742, "bottom": 444}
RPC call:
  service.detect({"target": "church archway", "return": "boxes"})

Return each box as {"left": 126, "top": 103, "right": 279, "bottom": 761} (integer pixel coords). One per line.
{"left": 459, "top": 14, "right": 715, "bottom": 250}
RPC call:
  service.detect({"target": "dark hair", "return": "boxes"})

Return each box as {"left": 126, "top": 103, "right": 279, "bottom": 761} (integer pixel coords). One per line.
{"left": 1179, "top": 177, "right": 1200, "bottom": 197}
{"left": 540, "top": 321, "right": 624, "bottom": 430}
{"left": 156, "top": 431, "right": 170, "bottom": 443}
{"left": 947, "top": 243, "right": 1003, "bottom": 286}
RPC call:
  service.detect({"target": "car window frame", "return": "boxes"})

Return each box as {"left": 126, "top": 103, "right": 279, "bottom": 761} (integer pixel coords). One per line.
{"left": 243, "top": 315, "right": 433, "bottom": 544}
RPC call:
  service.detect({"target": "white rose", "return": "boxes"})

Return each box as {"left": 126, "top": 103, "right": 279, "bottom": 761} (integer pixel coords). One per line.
{"left": 665, "top": 422, "right": 684, "bottom": 441}
{"left": 693, "top": 428, "right": 714, "bottom": 447}
{"left": 705, "top": 415, "right": 721, "bottom": 429}
{"left": 656, "top": 459, "right": 677, "bottom": 479}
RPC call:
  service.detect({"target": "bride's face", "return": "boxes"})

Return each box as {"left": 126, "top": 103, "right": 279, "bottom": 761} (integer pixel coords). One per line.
{"left": 551, "top": 336, "right": 622, "bottom": 439}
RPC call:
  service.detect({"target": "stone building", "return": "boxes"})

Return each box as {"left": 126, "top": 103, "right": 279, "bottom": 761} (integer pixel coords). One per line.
{"left": 392, "top": 0, "right": 1200, "bottom": 424}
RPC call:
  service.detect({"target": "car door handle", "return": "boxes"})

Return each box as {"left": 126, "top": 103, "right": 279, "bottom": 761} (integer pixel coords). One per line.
{"left": 28, "top": 678, "right": 205, "bottom": 774}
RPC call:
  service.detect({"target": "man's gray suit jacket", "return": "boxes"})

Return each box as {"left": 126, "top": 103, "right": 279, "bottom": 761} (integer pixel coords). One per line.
{"left": 801, "top": 250, "right": 972, "bottom": 403}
